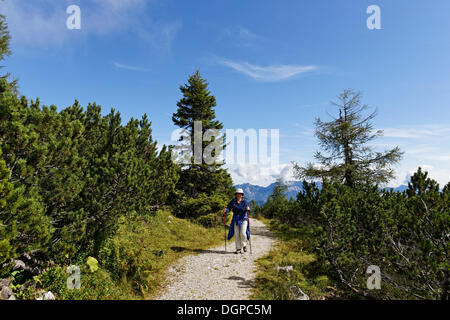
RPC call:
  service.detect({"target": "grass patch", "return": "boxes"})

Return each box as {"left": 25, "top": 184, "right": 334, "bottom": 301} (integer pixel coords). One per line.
{"left": 250, "top": 218, "right": 331, "bottom": 300}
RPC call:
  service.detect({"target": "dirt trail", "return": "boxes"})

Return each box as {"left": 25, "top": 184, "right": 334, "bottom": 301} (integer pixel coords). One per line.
{"left": 154, "top": 219, "right": 275, "bottom": 300}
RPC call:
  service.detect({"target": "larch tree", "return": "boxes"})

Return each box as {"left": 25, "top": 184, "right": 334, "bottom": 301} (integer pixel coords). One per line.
{"left": 293, "top": 89, "right": 403, "bottom": 188}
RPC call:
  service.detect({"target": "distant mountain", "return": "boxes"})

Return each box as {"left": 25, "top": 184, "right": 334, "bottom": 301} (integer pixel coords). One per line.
{"left": 235, "top": 181, "right": 409, "bottom": 205}
{"left": 234, "top": 181, "right": 321, "bottom": 205}
{"left": 386, "top": 185, "right": 409, "bottom": 192}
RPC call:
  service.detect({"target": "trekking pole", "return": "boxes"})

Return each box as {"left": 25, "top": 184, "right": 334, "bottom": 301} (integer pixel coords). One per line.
{"left": 247, "top": 208, "right": 252, "bottom": 255}
{"left": 223, "top": 209, "right": 227, "bottom": 252}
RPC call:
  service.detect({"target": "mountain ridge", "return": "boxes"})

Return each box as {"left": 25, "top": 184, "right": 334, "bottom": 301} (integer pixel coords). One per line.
{"left": 235, "top": 181, "right": 409, "bottom": 205}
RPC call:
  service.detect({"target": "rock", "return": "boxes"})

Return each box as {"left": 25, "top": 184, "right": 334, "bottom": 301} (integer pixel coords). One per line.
{"left": 8, "top": 294, "right": 16, "bottom": 300}
{"left": 0, "top": 277, "right": 13, "bottom": 288}
{"left": 36, "top": 291, "right": 56, "bottom": 300}
{"left": 289, "top": 285, "right": 309, "bottom": 300}
{"left": 0, "top": 286, "right": 13, "bottom": 300}
{"left": 274, "top": 266, "right": 294, "bottom": 273}
{"left": 11, "top": 259, "right": 41, "bottom": 275}
{"left": 22, "top": 253, "right": 32, "bottom": 260}
{"left": 45, "top": 291, "right": 56, "bottom": 300}
{"left": 12, "top": 259, "right": 26, "bottom": 271}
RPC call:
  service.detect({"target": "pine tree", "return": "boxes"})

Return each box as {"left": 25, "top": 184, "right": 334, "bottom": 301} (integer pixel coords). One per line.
{"left": 0, "top": 146, "right": 50, "bottom": 265}
{"left": 0, "top": 13, "right": 11, "bottom": 64}
{"left": 172, "top": 70, "right": 233, "bottom": 199}
{"left": 153, "top": 145, "right": 180, "bottom": 206}
{"left": 0, "top": 13, "right": 17, "bottom": 90}
{"left": 0, "top": 80, "right": 87, "bottom": 262}
{"left": 0, "top": 122, "right": 52, "bottom": 267}
{"left": 262, "top": 179, "right": 290, "bottom": 219}
{"left": 294, "top": 89, "right": 403, "bottom": 187}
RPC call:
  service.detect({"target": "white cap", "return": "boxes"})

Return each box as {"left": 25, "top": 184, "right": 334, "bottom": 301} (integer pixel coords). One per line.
{"left": 235, "top": 188, "right": 244, "bottom": 195}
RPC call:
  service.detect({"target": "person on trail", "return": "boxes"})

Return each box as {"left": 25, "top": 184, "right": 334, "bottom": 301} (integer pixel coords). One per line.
{"left": 223, "top": 188, "right": 251, "bottom": 254}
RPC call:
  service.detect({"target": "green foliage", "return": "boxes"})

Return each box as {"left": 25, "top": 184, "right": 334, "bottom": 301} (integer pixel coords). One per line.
{"left": 251, "top": 219, "right": 329, "bottom": 300}
{"left": 172, "top": 70, "right": 234, "bottom": 201}
{"left": 260, "top": 180, "right": 295, "bottom": 221}
{"left": 86, "top": 257, "right": 99, "bottom": 273}
{"left": 0, "top": 13, "right": 11, "bottom": 66}
{"left": 174, "top": 193, "right": 227, "bottom": 219}
{"left": 294, "top": 89, "right": 403, "bottom": 188}
{"left": 269, "top": 167, "right": 449, "bottom": 299}
{"left": 0, "top": 14, "right": 17, "bottom": 91}
{"left": 36, "top": 265, "right": 125, "bottom": 300}
{"left": 0, "top": 125, "right": 52, "bottom": 266}
{"left": 194, "top": 211, "right": 223, "bottom": 228}
{"left": 0, "top": 78, "right": 181, "bottom": 271}
{"left": 172, "top": 70, "right": 223, "bottom": 144}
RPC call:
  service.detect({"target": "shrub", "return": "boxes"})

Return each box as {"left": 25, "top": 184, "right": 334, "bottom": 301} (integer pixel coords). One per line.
{"left": 294, "top": 169, "right": 449, "bottom": 299}
{"left": 174, "top": 193, "right": 227, "bottom": 219}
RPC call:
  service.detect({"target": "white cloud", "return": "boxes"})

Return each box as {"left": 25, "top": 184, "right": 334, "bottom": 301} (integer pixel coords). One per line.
{"left": 229, "top": 162, "right": 450, "bottom": 188}
{"left": 391, "top": 165, "right": 450, "bottom": 187}
{"left": 113, "top": 61, "right": 150, "bottom": 72}
{"left": 136, "top": 20, "right": 182, "bottom": 54}
{"left": 228, "top": 163, "right": 296, "bottom": 186}
{"left": 0, "top": 0, "right": 68, "bottom": 48}
{"left": 91, "top": 0, "right": 147, "bottom": 12}
{"left": 423, "top": 154, "right": 450, "bottom": 162}
{"left": 0, "top": 0, "right": 181, "bottom": 52}
{"left": 404, "top": 146, "right": 436, "bottom": 155}
{"left": 378, "top": 124, "right": 450, "bottom": 181}
{"left": 382, "top": 124, "right": 450, "bottom": 139}
{"left": 220, "top": 26, "right": 264, "bottom": 49}
{"left": 218, "top": 59, "right": 317, "bottom": 82}
{"left": 237, "top": 26, "right": 258, "bottom": 40}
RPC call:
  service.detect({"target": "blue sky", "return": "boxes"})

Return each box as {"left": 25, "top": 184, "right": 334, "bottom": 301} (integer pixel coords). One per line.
{"left": 1, "top": 0, "right": 450, "bottom": 186}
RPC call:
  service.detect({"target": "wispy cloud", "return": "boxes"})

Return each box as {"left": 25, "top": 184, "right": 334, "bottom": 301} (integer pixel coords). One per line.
{"left": 393, "top": 165, "right": 450, "bottom": 187}
{"left": 424, "top": 154, "right": 450, "bottom": 161}
{"left": 0, "top": 0, "right": 68, "bottom": 48}
{"left": 136, "top": 20, "right": 182, "bottom": 54}
{"left": 0, "top": 0, "right": 181, "bottom": 52}
{"left": 382, "top": 125, "right": 450, "bottom": 139}
{"left": 218, "top": 59, "right": 317, "bottom": 82}
{"left": 237, "top": 26, "right": 259, "bottom": 41}
{"left": 377, "top": 124, "right": 450, "bottom": 186}
{"left": 221, "top": 26, "right": 265, "bottom": 48}
{"left": 113, "top": 61, "right": 150, "bottom": 72}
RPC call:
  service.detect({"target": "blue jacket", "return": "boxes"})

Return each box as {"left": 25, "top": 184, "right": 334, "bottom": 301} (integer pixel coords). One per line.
{"left": 225, "top": 198, "right": 251, "bottom": 240}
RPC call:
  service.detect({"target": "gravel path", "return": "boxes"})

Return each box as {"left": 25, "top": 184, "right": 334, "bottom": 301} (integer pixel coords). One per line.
{"left": 154, "top": 219, "right": 275, "bottom": 300}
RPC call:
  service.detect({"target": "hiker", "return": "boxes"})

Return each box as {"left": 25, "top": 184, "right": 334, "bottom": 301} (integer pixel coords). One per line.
{"left": 223, "top": 188, "right": 250, "bottom": 254}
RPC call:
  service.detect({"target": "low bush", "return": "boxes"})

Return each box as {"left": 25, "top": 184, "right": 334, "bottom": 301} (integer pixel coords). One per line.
{"left": 174, "top": 193, "right": 228, "bottom": 219}
{"left": 260, "top": 168, "right": 449, "bottom": 299}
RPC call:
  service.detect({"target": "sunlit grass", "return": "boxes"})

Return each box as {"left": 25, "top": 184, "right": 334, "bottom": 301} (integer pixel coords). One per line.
{"left": 250, "top": 218, "right": 329, "bottom": 300}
